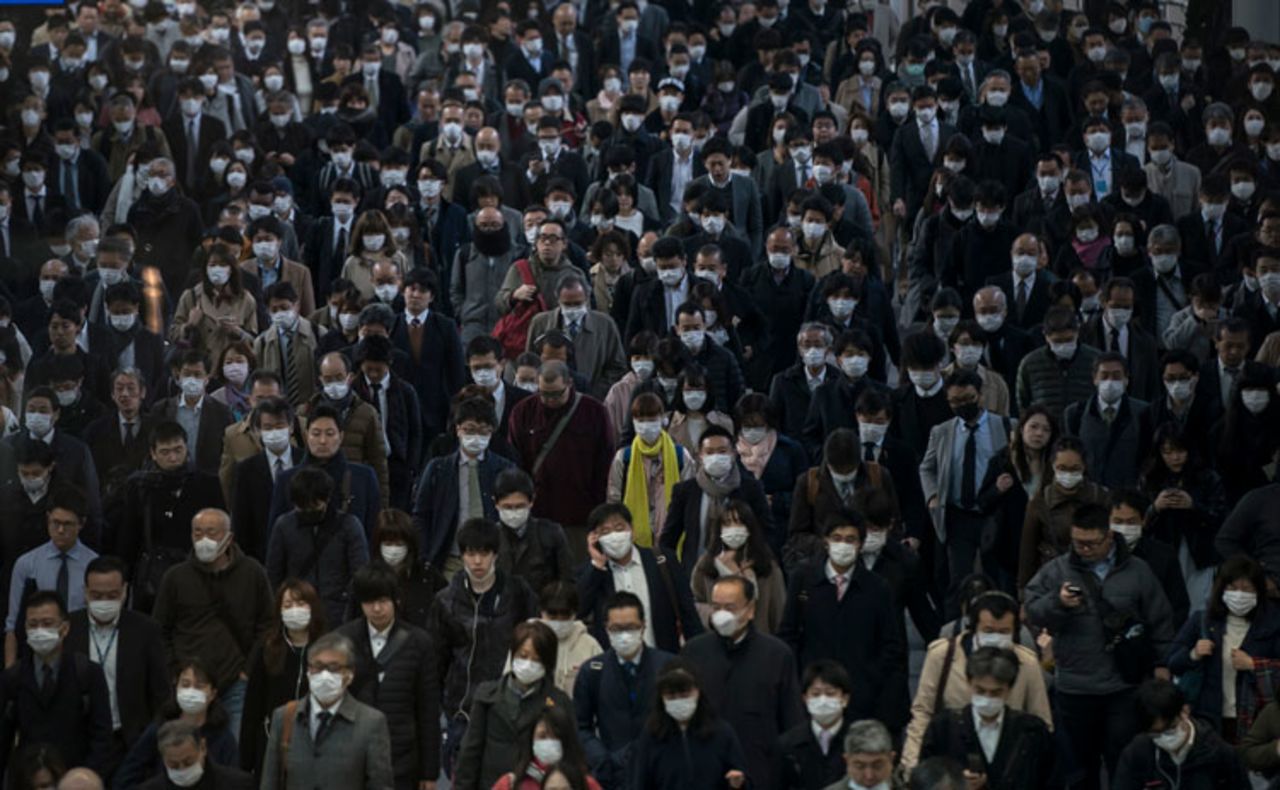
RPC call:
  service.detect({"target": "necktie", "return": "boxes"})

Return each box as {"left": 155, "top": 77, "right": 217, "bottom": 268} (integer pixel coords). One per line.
{"left": 1015, "top": 280, "right": 1028, "bottom": 318}
{"left": 62, "top": 161, "right": 80, "bottom": 212}
{"left": 568, "top": 319, "right": 580, "bottom": 338}
{"left": 864, "top": 442, "right": 876, "bottom": 462}
{"left": 282, "top": 330, "right": 301, "bottom": 405}
{"left": 41, "top": 664, "right": 55, "bottom": 696}
{"left": 122, "top": 421, "right": 135, "bottom": 444}
{"left": 963, "top": 66, "right": 975, "bottom": 99}
{"left": 801, "top": 162, "right": 811, "bottom": 183}
{"left": 56, "top": 552, "right": 70, "bottom": 606}
{"left": 32, "top": 196, "right": 43, "bottom": 229}
{"left": 366, "top": 75, "right": 379, "bottom": 106}
{"left": 1110, "top": 326, "right": 1121, "bottom": 353}
{"left": 834, "top": 573, "right": 847, "bottom": 601}
{"left": 466, "top": 460, "right": 483, "bottom": 519}
{"left": 335, "top": 225, "right": 348, "bottom": 259}
{"left": 921, "top": 123, "right": 936, "bottom": 161}
{"left": 961, "top": 423, "right": 977, "bottom": 510}
{"left": 808, "top": 375, "right": 821, "bottom": 391}
{"left": 1213, "top": 220, "right": 1223, "bottom": 254}
{"left": 409, "top": 317, "right": 424, "bottom": 361}
{"left": 187, "top": 119, "right": 199, "bottom": 185}
{"left": 316, "top": 710, "right": 333, "bottom": 742}
{"left": 1103, "top": 406, "right": 1116, "bottom": 424}
{"left": 369, "top": 382, "right": 382, "bottom": 415}
{"left": 230, "top": 93, "right": 244, "bottom": 132}
{"left": 819, "top": 729, "right": 833, "bottom": 755}
{"left": 623, "top": 661, "right": 639, "bottom": 703}
{"left": 273, "top": 456, "right": 286, "bottom": 479}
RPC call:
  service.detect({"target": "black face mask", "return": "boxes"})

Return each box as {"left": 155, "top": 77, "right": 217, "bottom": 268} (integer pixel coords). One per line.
{"left": 473, "top": 225, "right": 511, "bottom": 256}
{"left": 952, "top": 402, "right": 981, "bottom": 423}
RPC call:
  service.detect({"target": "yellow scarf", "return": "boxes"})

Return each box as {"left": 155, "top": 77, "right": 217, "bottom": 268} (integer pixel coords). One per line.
{"left": 623, "top": 431, "right": 679, "bottom": 548}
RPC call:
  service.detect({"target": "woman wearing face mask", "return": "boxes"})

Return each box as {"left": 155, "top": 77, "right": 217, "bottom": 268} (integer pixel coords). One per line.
{"left": 943, "top": 321, "right": 1009, "bottom": 416}
{"left": 492, "top": 704, "right": 601, "bottom": 790}
{"left": 1140, "top": 422, "right": 1226, "bottom": 610}
{"left": 1018, "top": 436, "right": 1110, "bottom": 589}
{"left": 265, "top": 466, "right": 370, "bottom": 626}
{"left": 976, "top": 405, "right": 1056, "bottom": 594}
{"left": 834, "top": 44, "right": 884, "bottom": 118}
{"left": 733, "top": 392, "right": 807, "bottom": 532}
{"left": 603, "top": 331, "right": 658, "bottom": 434}
{"left": 698, "top": 62, "right": 748, "bottom": 136}
{"left": 631, "top": 661, "right": 748, "bottom": 790}
{"left": 368, "top": 509, "right": 446, "bottom": 628}
{"left": 205, "top": 159, "right": 251, "bottom": 225}
{"left": 340, "top": 209, "right": 407, "bottom": 300}
{"left": 208, "top": 342, "right": 256, "bottom": 422}
{"left": 170, "top": 246, "right": 259, "bottom": 372}
{"left": 666, "top": 366, "right": 734, "bottom": 450}
{"left": 511, "top": 583, "right": 602, "bottom": 699}
{"left": 691, "top": 500, "right": 786, "bottom": 634}
{"left": 115, "top": 659, "right": 239, "bottom": 788}
{"left": 238, "top": 580, "right": 328, "bottom": 776}
{"left": 1096, "top": 214, "right": 1147, "bottom": 279}
{"left": 384, "top": 202, "right": 428, "bottom": 272}
{"left": 588, "top": 230, "right": 633, "bottom": 318}
{"left": 608, "top": 392, "right": 696, "bottom": 547}
{"left": 690, "top": 282, "right": 741, "bottom": 355}
{"left": 453, "top": 622, "right": 573, "bottom": 790}
{"left": 1166, "top": 556, "right": 1280, "bottom": 743}
{"left": 1211, "top": 362, "right": 1280, "bottom": 506}
{"left": 316, "top": 291, "right": 366, "bottom": 357}
{"left": 1054, "top": 205, "right": 1112, "bottom": 279}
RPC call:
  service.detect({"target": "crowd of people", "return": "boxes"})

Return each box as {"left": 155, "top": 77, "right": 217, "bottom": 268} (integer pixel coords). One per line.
{"left": 0, "top": 0, "right": 1278, "bottom": 788}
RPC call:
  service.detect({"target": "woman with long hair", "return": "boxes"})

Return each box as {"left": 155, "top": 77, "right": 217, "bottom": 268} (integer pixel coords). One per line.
{"left": 1017, "top": 436, "right": 1110, "bottom": 590}
{"left": 1141, "top": 421, "right": 1227, "bottom": 611}
{"left": 978, "top": 404, "right": 1057, "bottom": 594}
{"left": 114, "top": 658, "right": 239, "bottom": 787}
{"left": 339, "top": 209, "right": 408, "bottom": 300}
{"left": 491, "top": 703, "right": 601, "bottom": 789}
{"left": 1211, "top": 361, "right": 1280, "bottom": 506}
{"left": 691, "top": 499, "right": 786, "bottom": 634}
{"left": 170, "top": 245, "right": 259, "bottom": 369}
{"left": 630, "top": 661, "right": 748, "bottom": 789}
{"left": 9, "top": 744, "right": 65, "bottom": 790}
{"left": 1167, "top": 556, "right": 1280, "bottom": 743}
{"left": 208, "top": 341, "right": 257, "bottom": 422}
{"left": 666, "top": 365, "right": 733, "bottom": 450}
{"left": 238, "top": 579, "right": 328, "bottom": 775}
{"left": 607, "top": 391, "right": 696, "bottom": 548}
{"left": 733, "top": 393, "right": 807, "bottom": 537}
{"left": 368, "top": 509, "right": 446, "bottom": 627}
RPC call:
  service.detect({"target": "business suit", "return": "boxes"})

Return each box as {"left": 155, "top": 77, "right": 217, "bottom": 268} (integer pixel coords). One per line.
{"left": 780, "top": 717, "right": 849, "bottom": 790}
{"left": 1008, "top": 75, "right": 1072, "bottom": 150}
{"left": 596, "top": 31, "right": 660, "bottom": 77}
{"left": 351, "top": 373, "right": 423, "bottom": 512}
{"left": 149, "top": 395, "right": 233, "bottom": 476}
{"left": 517, "top": 149, "right": 591, "bottom": 208}
{"left": 12, "top": 188, "right": 69, "bottom": 236}
{"left": 252, "top": 318, "right": 320, "bottom": 408}
{"left": 343, "top": 71, "right": 409, "bottom": 137}
{"left": 0, "top": 651, "right": 113, "bottom": 779}
{"left": 920, "top": 706, "right": 1053, "bottom": 789}
{"left": 267, "top": 453, "right": 382, "bottom": 541}
{"left": 1234, "top": 297, "right": 1280, "bottom": 356}
{"left": 240, "top": 257, "right": 317, "bottom": 318}
{"left": 82, "top": 412, "right": 157, "bottom": 505}
{"left": 304, "top": 216, "right": 358, "bottom": 298}
{"left": 692, "top": 173, "right": 764, "bottom": 254}
{"left": 983, "top": 323, "right": 1036, "bottom": 397}
{"left": 1176, "top": 210, "right": 1248, "bottom": 277}
{"left": 645, "top": 148, "right": 706, "bottom": 225}
{"left": 890, "top": 117, "right": 957, "bottom": 220}
{"left": 986, "top": 271, "right": 1053, "bottom": 331}
{"left": 1080, "top": 315, "right": 1160, "bottom": 401}
{"left": 451, "top": 160, "right": 523, "bottom": 213}
{"left": 1, "top": 430, "right": 103, "bottom": 545}
{"left": 260, "top": 693, "right": 395, "bottom": 790}
{"left": 1071, "top": 147, "right": 1142, "bottom": 198}
{"left": 412, "top": 450, "right": 515, "bottom": 568}
{"left": 622, "top": 277, "right": 679, "bottom": 342}
{"left": 577, "top": 546, "right": 704, "bottom": 655}
{"left": 768, "top": 363, "right": 840, "bottom": 441}
{"left": 1063, "top": 395, "right": 1153, "bottom": 490}
{"left": 46, "top": 147, "right": 111, "bottom": 215}
{"left": 526, "top": 308, "right": 628, "bottom": 399}
{"left": 163, "top": 112, "right": 229, "bottom": 195}
{"left": 574, "top": 646, "right": 675, "bottom": 789}
{"left": 66, "top": 608, "right": 170, "bottom": 747}
{"left": 389, "top": 311, "right": 465, "bottom": 440}
{"left": 231, "top": 446, "right": 305, "bottom": 561}
{"left": 659, "top": 468, "right": 775, "bottom": 572}
{"left": 1129, "top": 261, "right": 1207, "bottom": 341}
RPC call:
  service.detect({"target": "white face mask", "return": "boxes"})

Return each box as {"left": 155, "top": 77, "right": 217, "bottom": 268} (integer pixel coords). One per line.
{"left": 720, "top": 525, "right": 749, "bottom": 549}
{"left": 971, "top": 693, "right": 1005, "bottom": 719}
{"left": 25, "top": 412, "right": 53, "bottom": 437}
{"left": 806, "top": 694, "right": 844, "bottom": 724}
{"left": 193, "top": 535, "right": 225, "bottom": 563}
{"left": 828, "top": 541, "right": 858, "bottom": 567}
{"left": 309, "top": 670, "right": 345, "bottom": 704}
{"left": 664, "top": 695, "right": 698, "bottom": 722}
{"left": 702, "top": 452, "right": 733, "bottom": 477}
{"left": 1152, "top": 722, "right": 1187, "bottom": 753}
{"left": 27, "top": 627, "right": 60, "bottom": 656}
{"left": 281, "top": 605, "right": 311, "bottom": 631}
{"left": 608, "top": 628, "right": 642, "bottom": 657}
{"left": 259, "top": 427, "right": 290, "bottom": 454}
{"left": 598, "top": 530, "right": 633, "bottom": 560}
{"left": 710, "top": 609, "right": 741, "bottom": 637}
{"left": 974, "top": 631, "right": 1014, "bottom": 650}
{"left": 532, "top": 737, "right": 563, "bottom": 766}
{"left": 460, "top": 433, "right": 491, "bottom": 455}
{"left": 511, "top": 657, "right": 546, "bottom": 684}
{"left": 1055, "top": 470, "right": 1083, "bottom": 490}
{"left": 175, "top": 687, "right": 209, "bottom": 714}
{"left": 380, "top": 543, "right": 408, "bottom": 566}
{"left": 88, "top": 599, "right": 122, "bottom": 623}
{"left": 1223, "top": 590, "right": 1258, "bottom": 616}
{"left": 166, "top": 763, "right": 204, "bottom": 788}
{"left": 633, "top": 419, "right": 663, "bottom": 444}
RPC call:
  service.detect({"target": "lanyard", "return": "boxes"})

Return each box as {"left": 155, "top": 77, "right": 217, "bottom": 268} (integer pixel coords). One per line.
{"left": 90, "top": 624, "right": 118, "bottom": 666}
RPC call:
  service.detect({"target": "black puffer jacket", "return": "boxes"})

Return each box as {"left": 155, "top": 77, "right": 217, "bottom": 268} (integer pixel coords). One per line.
{"left": 337, "top": 618, "right": 441, "bottom": 787}
{"left": 265, "top": 510, "right": 369, "bottom": 627}
{"left": 427, "top": 570, "right": 538, "bottom": 720}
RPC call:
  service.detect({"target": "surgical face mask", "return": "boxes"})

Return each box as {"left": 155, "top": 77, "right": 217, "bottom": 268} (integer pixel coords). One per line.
{"left": 1152, "top": 723, "right": 1187, "bottom": 753}
{"left": 1151, "top": 254, "right": 1178, "bottom": 274}
{"left": 499, "top": 505, "right": 531, "bottom": 530}
{"left": 971, "top": 693, "right": 1005, "bottom": 719}
{"left": 702, "top": 452, "right": 733, "bottom": 478}
{"left": 76, "top": 111, "right": 94, "bottom": 128}
{"left": 701, "top": 215, "right": 726, "bottom": 235}
{"left": 974, "top": 631, "right": 1014, "bottom": 650}
{"left": 1165, "top": 379, "right": 1194, "bottom": 402}
{"left": 25, "top": 412, "right": 53, "bottom": 437}
{"left": 55, "top": 388, "right": 79, "bottom": 407}
{"left": 511, "top": 657, "right": 546, "bottom": 685}
{"left": 180, "top": 376, "right": 206, "bottom": 398}
{"left": 175, "top": 687, "right": 209, "bottom": 714}
{"left": 380, "top": 544, "right": 408, "bottom": 565}
{"left": 1206, "top": 127, "right": 1231, "bottom": 146}
{"left": 802, "top": 347, "right": 828, "bottom": 367}
{"left": 372, "top": 283, "right": 399, "bottom": 303}
{"left": 631, "top": 359, "right": 654, "bottom": 379}
{"left": 982, "top": 128, "right": 1006, "bottom": 145}
{"left": 1076, "top": 226, "right": 1099, "bottom": 243}
{"left": 608, "top": 628, "right": 642, "bottom": 656}
{"left": 271, "top": 309, "right": 298, "bottom": 331}
{"left": 933, "top": 316, "right": 960, "bottom": 339}
{"left": 1106, "top": 307, "right": 1132, "bottom": 328}
{"left": 206, "top": 265, "right": 231, "bottom": 286}
{"left": 260, "top": 427, "right": 290, "bottom": 454}
{"left": 1049, "top": 340, "right": 1077, "bottom": 360}
{"left": 1111, "top": 522, "right": 1142, "bottom": 547}
{"left": 165, "top": 761, "right": 203, "bottom": 788}
{"left": 193, "top": 535, "right": 224, "bottom": 563}
{"left": 1114, "top": 235, "right": 1136, "bottom": 255}
{"left": 767, "top": 252, "right": 791, "bottom": 270}
{"left": 1097, "top": 379, "right": 1126, "bottom": 404}
{"left": 977, "top": 210, "right": 1001, "bottom": 229}
{"left": 954, "top": 344, "right": 983, "bottom": 368}
{"left": 664, "top": 696, "right": 698, "bottom": 722}
{"left": 1086, "top": 131, "right": 1111, "bottom": 153}
{"left": 27, "top": 627, "right": 60, "bottom": 656}
{"left": 887, "top": 100, "right": 910, "bottom": 120}
{"left": 531, "top": 737, "right": 563, "bottom": 766}
{"left": 719, "top": 523, "right": 751, "bottom": 549}
{"left": 680, "top": 330, "right": 705, "bottom": 353}
{"left": 1055, "top": 470, "right": 1083, "bottom": 490}
{"left": 1243, "top": 389, "right": 1271, "bottom": 415}
{"left": 363, "top": 234, "right": 386, "bottom": 252}
{"left": 323, "top": 381, "right": 350, "bottom": 401}
{"left": 857, "top": 420, "right": 888, "bottom": 446}
{"left": 1252, "top": 82, "right": 1274, "bottom": 102}
{"left": 309, "top": 670, "right": 345, "bottom": 704}
{"left": 633, "top": 419, "right": 663, "bottom": 444}
{"left": 1233, "top": 181, "right": 1257, "bottom": 202}
{"left": 806, "top": 694, "right": 844, "bottom": 724}
{"left": 828, "top": 541, "right": 858, "bottom": 567}
{"left": 1012, "top": 254, "right": 1037, "bottom": 277}
{"left": 915, "top": 107, "right": 936, "bottom": 124}
{"left": 985, "top": 90, "right": 1009, "bottom": 107}
{"left": 561, "top": 304, "right": 588, "bottom": 323}
{"left": 837, "top": 354, "right": 868, "bottom": 379}
{"left": 1224, "top": 590, "right": 1258, "bottom": 616}
{"left": 460, "top": 433, "right": 490, "bottom": 455}
{"left": 859, "top": 60, "right": 877, "bottom": 77}
{"left": 710, "top": 609, "right": 740, "bottom": 637}
{"left": 1067, "top": 193, "right": 1091, "bottom": 210}
{"left": 975, "top": 312, "right": 1004, "bottom": 333}
{"left": 541, "top": 616, "right": 574, "bottom": 642}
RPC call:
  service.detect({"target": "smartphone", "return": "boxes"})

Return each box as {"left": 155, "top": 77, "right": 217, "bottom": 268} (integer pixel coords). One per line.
{"left": 1066, "top": 584, "right": 1083, "bottom": 597}
{"left": 967, "top": 754, "right": 985, "bottom": 775}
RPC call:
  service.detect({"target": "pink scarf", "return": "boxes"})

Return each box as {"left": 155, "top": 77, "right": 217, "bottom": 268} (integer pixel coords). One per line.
{"left": 736, "top": 429, "right": 778, "bottom": 479}
{"left": 1072, "top": 236, "right": 1111, "bottom": 270}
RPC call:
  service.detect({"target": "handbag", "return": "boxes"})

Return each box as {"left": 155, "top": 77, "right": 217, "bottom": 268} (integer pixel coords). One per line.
{"left": 1174, "top": 612, "right": 1211, "bottom": 704}
{"left": 1079, "top": 571, "right": 1156, "bottom": 684}
{"left": 491, "top": 258, "right": 545, "bottom": 360}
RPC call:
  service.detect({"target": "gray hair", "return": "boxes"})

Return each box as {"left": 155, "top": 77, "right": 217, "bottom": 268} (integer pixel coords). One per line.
{"left": 965, "top": 646, "right": 1019, "bottom": 686}
{"left": 539, "top": 359, "right": 571, "bottom": 383}
{"left": 983, "top": 69, "right": 1012, "bottom": 86}
{"left": 65, "top": 214, "right": 100, "bottom": 242}
{"left": 796, "top": 322, "right": 833, "bottom": 347}
{"left": 359, "top": 302, "right": 395, "bottom": 328}
{"left": 1148, "top": 223, "right": 1181, "bottom": 250}
{"left": 557, "top": 273, "right": 590, "bottom": 295}
{"left": 110, "top": 367, "right": 146, "bottom": 390}
{"left": 974, "top": 285, "right": 1007, "bottom": 309}
{"left": 843, "top": 719, "right": 894, "bottom": 755}
{"left": 308, "top": 632, "right": 356, "bottom": 668}
{"left": 156, "top": 719, "right": 203, "bottom": 752}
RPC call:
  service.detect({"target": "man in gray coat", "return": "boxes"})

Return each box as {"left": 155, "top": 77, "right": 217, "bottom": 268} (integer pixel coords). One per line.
{"left": 526, "top": 275, "right": 628, "bottom": 399}
{"left": 1024, "top": 502, "right": 1174, "bottom": 790}
{"left": 260, "top": 632, "right": 394, "bottom": 790}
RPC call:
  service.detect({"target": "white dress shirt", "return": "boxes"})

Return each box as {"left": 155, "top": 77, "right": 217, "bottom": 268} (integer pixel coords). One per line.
{"left": 609, "top": 549, "right": 656, "bottom": 647}
{"left": 309, "top": 694, "right": 342, "bottom": 740}
{"left": 88, "top": 613, "right": 122, "bottom": 730}
{"left": 972, "top": 706, "right": 1004, "bottom": 763}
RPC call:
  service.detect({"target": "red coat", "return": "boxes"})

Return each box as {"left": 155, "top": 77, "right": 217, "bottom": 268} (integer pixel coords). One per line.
{"left": 508, "top": 389, "right": 615, "bottom": 528}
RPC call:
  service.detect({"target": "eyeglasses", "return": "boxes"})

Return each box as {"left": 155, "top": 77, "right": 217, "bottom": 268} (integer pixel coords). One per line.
{"left": 1071, "top": 537, "right": 1108, "bottom": 551}
{"left": 538, "top": 234, "right": 565, "bottom": 243}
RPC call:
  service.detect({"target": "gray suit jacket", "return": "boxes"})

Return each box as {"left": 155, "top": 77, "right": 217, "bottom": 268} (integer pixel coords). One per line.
{"left": 260, "top": 693, "right": 394, "bottom": 790}
{"left": 694, "top": 173, "right": 764, "bottom": 254}
{"left": 919, "top": 413, "right": 1013, "bottom": 543}
{"left": 526, "top": 308, "right": 628, "bottom": 398}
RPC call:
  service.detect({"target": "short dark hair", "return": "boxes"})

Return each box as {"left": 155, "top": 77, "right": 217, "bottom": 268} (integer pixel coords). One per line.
{"left": 1135, "top": 678, "right": 1186, "bottom": 730}
{"left": 1071, "top": 502, "right": 1111, "bottom": 534}
{"left": 149, "top": 420, "right": 188, "bottom": 450}
{"left": 24, "top": 590, "right": 68, "bottom": 621}
{"left": 84, "top": 555, "right": 128, "bottom": 583}
{"left": 604, "top": 591, "right": 646, "bottom": 622}
{"left": 966, "top": 646, "right": 1019, "bottom": 686}
{"left": 456, "top": 518, "right": 500, "bottom": 553}
{"left": 494, "top": 467, "right": 535, "bottom": 501}
{"left": 801, "top": 659, "right": 853, "bottom": 695}
{"left": 587, "top": 502, "right": 632, "bottom": 530}
{"left": 539, "top": 580, "right": 579, "bottom": 615}
{"left": 351, "top": 562, "right": 400, "bottom": 605}
{"left": 288, "top": 465, "right": 334, "bottom": 508}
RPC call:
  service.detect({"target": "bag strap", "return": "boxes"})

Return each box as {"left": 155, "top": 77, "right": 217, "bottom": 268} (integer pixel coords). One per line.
{"left": 806, "top": 468, "right": 820, "bottom": 506}
{"left": 933, "top": 633, "right": 961, "bottom": 714}
{"left": 653, "top": 552, "right": 684, "bottom": 643}
{"left": 863, "top": 459, "right": 882, "bottom": 489}
{"left": 516, "top": 258, "right": 536, "bottom": 287}
{"left": 1076, "top": 569, "right": 1118, "bottom": 623}
{"left": 532, "top": 393, "right": 582, "bottom": 477}
{"left": 296, "top": 517, "right": 344, "bottom": 581}
{"left": 278, "top": 700, "right": 298, "bottom": 788}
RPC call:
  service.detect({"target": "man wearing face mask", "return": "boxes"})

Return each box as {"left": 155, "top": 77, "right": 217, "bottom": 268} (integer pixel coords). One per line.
{"left": 151, "top": 509, "right": 273, "bottom": 743}
{"left": 48, "top": 120, "right": 110, "bottom": 216}
{"left": 260, "top": 632, "right": 394, "bottom": 790}
{"left": 1063, "top": 353, "right": 1153, "bottom": 489}
{"left": 889, "top": 85, "right": 957, "bottom": 225}
{"left": 917, "top": 647, "right": 1054, "bottom": 788}
{"left": 952, "top": 180, "right": 1018, "bottom": 304}
{"left": 139, "top": 720, "right": 254, "bottom": 790}
{"left": 124, "top": 157, "right": 203, "bottom": 298}
{"left": 1015, "top": 304, "right": 1100, "bottom": 421}
{"left": 527, "top": 275, "right": 629, "bottom": 399}
{"left": 684, "top": 574, "right": 804, "bottom": 788}
{"left": 1024, "top": 503, "right": 1175, "bottom": 789}
{"left": 66, "top": 556, "right": 169, "bottom": 765}
{"left": 0, "top": 590, "right": 113, "bottom": 781}
{"left": 1113, "top": 679, "right": 1247, "bottom": 788}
